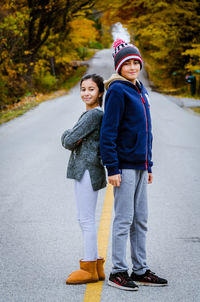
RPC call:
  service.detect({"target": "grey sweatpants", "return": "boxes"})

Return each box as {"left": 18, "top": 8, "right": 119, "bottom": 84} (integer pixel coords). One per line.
{"left": 112, "top": 169, "right": 149, "bottom": 275}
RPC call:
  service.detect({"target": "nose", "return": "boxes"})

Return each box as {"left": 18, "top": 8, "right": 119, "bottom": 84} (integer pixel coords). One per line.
{"left": 130, "top": 62, "right": 136, "bottom": 69}
{"left": 83, "top": 89, "right": 89, "bottom": 96}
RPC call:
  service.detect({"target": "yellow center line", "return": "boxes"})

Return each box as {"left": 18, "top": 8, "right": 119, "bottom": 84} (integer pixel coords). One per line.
{"left": 83, "top": 184, "right": 113, "bottom": 302}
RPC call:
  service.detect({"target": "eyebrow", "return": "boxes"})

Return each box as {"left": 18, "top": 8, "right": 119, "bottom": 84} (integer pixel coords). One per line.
{"left": 126, "top": 59, "right": 138, "bottom": 62}
{"left": 81, "top": 86, "right": 96, "bottom": 88}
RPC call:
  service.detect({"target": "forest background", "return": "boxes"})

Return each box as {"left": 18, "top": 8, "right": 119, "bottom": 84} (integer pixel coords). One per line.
{"left": 0, "top": 0, "right": 200, "bottom": 119}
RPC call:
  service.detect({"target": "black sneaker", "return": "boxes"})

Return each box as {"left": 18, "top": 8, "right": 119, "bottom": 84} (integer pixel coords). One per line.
{"left": 108, "top": 271, "right": 139, "bottom": 291}
{"left": 131, "top": 270, "right": 168, "bottom": 286}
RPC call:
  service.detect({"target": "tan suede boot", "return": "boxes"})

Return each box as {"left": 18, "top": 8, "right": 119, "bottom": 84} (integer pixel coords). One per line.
{"left": 97, "top": 258, "right": 105, "bottom": 281}
{"left": 66, "top": 260, "right": 99, "bottom": 284}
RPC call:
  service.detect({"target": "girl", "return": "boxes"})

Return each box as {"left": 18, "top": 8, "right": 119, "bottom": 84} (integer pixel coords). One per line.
{"left": 61, "top": 74, "right": 107, "bottom": 284}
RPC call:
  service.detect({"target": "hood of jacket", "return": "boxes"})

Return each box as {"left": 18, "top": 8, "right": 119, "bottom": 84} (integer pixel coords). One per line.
{"left": 104, "top": 73, "right": 130, "bottom": 90}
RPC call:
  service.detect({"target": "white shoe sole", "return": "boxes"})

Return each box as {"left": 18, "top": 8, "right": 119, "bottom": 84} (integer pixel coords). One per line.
{"left": 135, "top": 281, "right": 168, "bottom": 287}
{"left": 108, "top": 280, "right": 139, "bottom": 291}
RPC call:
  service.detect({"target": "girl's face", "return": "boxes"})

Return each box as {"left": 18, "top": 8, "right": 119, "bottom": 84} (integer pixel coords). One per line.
{"left": 80, "top": 79, "right": 101, "bottom": 110}
{"left": 120, "top": 59, "right": 140, "bottom": 84}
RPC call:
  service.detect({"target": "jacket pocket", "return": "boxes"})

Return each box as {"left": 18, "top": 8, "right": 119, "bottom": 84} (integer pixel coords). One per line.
{"left": 118, "top": 130, "right": 147, "bottom": 163}
{"left": 134, "top": 130, "right": 147, "bottom": 158}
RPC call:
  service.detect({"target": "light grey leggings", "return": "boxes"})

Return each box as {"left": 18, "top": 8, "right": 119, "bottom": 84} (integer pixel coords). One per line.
{"left": 74, "top": 170, "right": 98, "bottom": 261}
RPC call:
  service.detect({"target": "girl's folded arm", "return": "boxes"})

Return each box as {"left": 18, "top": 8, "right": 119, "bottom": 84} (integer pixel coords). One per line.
{"left": 61, "top": 129, "right": 76, "bottom": 150}
{"left": 61, "top": 110, "right": 100, "bottom": 150}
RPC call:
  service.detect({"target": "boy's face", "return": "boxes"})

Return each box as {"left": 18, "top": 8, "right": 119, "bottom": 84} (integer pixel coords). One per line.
{"left": 120, "top": 59, "right": 140, "bottom": 84}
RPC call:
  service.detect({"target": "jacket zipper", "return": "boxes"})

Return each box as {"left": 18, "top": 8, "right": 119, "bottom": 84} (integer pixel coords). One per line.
{"left": 135, "top": 86, "right": 148, "bottom": 170}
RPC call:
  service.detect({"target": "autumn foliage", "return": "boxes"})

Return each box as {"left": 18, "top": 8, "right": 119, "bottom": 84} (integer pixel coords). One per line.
{"left": 101, "top": 0, "right": 200, "bottom": 93}
{"left": 0, "top": 0, "right": 110, "bottom": 109}
{"left": 1, "top": 0, "right": 199, "bottom": 109}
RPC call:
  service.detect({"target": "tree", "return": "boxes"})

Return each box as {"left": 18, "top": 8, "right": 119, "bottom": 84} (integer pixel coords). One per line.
{"left": 101, "top": 0, "right": 200, "bottom": 91}
{"left": 0, "top": 0, "right": 101, "bottom": 107}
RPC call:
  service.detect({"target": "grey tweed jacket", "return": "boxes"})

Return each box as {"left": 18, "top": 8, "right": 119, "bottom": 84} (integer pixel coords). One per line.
{"left": 61, "top": 107, "right": 107, "bottom": 191}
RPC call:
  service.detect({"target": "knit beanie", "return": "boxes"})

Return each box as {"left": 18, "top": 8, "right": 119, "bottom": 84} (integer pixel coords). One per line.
{"left": 112, "top": 39, "right": 143, "bottom": 73}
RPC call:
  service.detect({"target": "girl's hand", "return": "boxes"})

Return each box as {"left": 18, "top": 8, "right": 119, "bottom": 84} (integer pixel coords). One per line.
{"left": 108, "top": 174, "right": 121, "bottom": 187}
{"left": 148, "top": 173, "right": 153, "bottom": 184}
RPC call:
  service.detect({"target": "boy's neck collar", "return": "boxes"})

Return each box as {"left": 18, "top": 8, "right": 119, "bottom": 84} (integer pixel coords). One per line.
{"left": 120, "top": 76, "right": 142, "bottom": 90}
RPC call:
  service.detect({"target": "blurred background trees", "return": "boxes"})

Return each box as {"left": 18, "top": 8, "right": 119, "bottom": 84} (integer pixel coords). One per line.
{"left": 0, "top": 0, "right": 199, "bottom": 110}
{"left": 0, "top": 0, "right": 111, "bottom": 109}
{"left": 101, "top": 0, "right": 200, "bottom": 94}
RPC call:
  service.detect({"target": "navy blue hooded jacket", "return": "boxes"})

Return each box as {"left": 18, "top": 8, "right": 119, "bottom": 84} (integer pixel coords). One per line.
{"left": 100, "top": 74, "right": 153, "bottom": 176}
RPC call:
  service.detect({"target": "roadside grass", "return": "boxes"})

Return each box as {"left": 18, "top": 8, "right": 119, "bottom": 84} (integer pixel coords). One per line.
{"left": 0, "top": 66, "right": 87, "bottom": 125}
{"left": 170, "top": 91, "right": 200, "bottom": 100}
{"left": 152, "top": 86, "right": 200, "bottom": 100}
{"left": 0, "top": 101, "right": 38, "bottom": 125}
{"left": 191, "top": 107, "right": 200, "bottom": 115}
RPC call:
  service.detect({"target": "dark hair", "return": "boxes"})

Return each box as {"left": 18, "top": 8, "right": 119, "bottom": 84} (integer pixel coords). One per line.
{"left": 80, "top": 74, "right": 104, "bottom": 107}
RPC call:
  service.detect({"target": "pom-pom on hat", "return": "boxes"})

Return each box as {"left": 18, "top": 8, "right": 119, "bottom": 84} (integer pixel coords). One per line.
{"left": 112, "top": 39, "right": 143, "bottom": 73}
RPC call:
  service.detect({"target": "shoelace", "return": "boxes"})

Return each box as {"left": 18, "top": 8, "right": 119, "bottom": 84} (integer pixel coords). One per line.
{"left": 145, "top": 270, "right": 158, "bottom": 282}
{"left": 124, "top": 273, "right": 133, "bottom": 282}
{"left": 116, "top": 272, "right": 132, "bottom": 285}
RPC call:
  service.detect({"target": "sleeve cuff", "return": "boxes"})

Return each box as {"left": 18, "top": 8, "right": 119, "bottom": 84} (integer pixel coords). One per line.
{"left": 107, "top": 166, "right": 120, "bottom": 176}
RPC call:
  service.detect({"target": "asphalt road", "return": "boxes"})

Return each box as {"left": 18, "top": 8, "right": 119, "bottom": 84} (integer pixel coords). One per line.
{"left": 0, "top": 49, "right": 200, "bottom": 302}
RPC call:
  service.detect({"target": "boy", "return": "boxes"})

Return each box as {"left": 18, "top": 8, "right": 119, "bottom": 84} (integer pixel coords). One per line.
{"left": 100, "top": 39, "right": 168, "bottom": 291}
